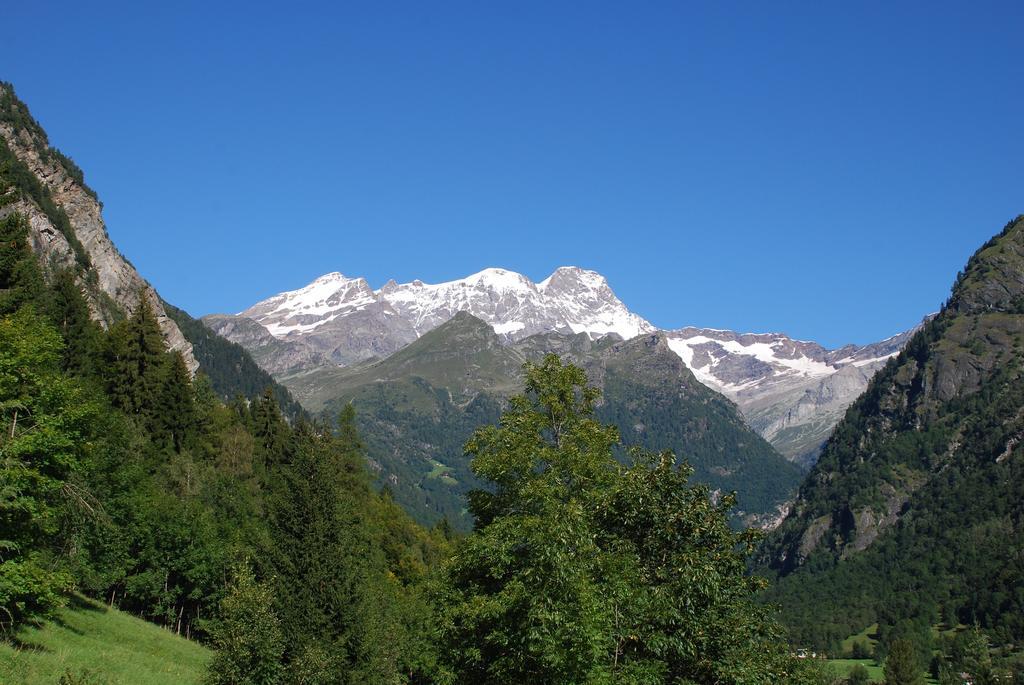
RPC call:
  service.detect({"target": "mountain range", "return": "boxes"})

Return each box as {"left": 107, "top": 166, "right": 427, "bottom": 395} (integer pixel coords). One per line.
{"left": 278, "top": 310, "right": 803, "bottom": 527}
{"left": 206, "top": 267, "right": 920, "bottom": 467}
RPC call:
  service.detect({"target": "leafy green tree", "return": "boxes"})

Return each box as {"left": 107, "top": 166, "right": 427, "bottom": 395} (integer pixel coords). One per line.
{"left": 884, "top": 639, "right": 925, "bottom": 685}
{"left": 437, "top": 354, "right": 812, "bottom": 684}
{"left": 206, "top": 563, "right": 285, "bottom": 685}
{"left": 0, "top": 308, "right": 99, "bottom": 628}
{"left": 848, "top": 663, "right": 871, "bottom": 685}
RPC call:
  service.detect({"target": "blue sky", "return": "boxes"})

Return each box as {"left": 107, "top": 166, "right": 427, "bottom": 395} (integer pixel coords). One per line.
{"left": 5, "top": 2, "right": 1022, "bottom": 347}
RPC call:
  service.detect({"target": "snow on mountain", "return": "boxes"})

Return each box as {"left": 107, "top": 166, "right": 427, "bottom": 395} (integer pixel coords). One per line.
{"left": 239, "top": 266, "right": 654, "bottom": 344}
{"left": 208, "top": 267, "right": 922, "bottom": 467}
{"left": 664, "top": 325, "right": 922, "bottom": 465}
{"left": 663, "top": 328, "right": 902, "bottom": 394}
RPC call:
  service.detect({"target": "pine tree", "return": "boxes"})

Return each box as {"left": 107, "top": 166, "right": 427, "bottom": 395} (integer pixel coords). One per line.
{"left": 46, "top": 268, "right": 100, "bottom": 376}
{"left": 155, "top": 351, "right": 196, "bottom": 452}
{"left": 0, "top": 210, "right": 45, "bottom": 314}
{"left": 105, "top": 292, "right": 167, "bottom": 417}
{"left": 267, "top": 417, "right": 400, "bottom": 683}
{"left": 251, "top": 388, "right": 291, "bottom": 469}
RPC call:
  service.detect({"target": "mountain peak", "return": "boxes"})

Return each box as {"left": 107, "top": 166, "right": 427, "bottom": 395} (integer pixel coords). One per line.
{"left": 314, "top": 271, "right": 347, "bottom": 282}
{"left": 237, "top": 266, "right": 652, "bottom": 345}
{"left": 540, "top": 266, "right": 609, "bottom": 292}
{"left": 948, "top": 215, "right": 1024, "bottom": 315}
{"left": 460, "top": 267, "right": 536, "bottom": 292}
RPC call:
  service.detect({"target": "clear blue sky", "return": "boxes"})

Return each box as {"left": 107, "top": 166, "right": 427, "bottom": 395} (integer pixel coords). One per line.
{"left": 5, "top": 2, "right": 1022, "bottom": 347}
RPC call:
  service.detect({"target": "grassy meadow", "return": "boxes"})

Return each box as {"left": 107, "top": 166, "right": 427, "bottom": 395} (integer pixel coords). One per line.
{"left": 0, "top": 594, "right": 210, "bottom": 685}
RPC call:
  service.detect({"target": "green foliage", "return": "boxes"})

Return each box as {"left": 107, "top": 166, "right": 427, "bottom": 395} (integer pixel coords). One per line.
{"left": 0, "top": 94, "right": 449, "bottom": 683}
{"left": 933, "top": 626, "right": 998, "bottom": 685}
{"left": 0, "top": 593, "right": 211, "bottom": 684}
{"left": 0, "top": 209, "right": 45, "bottom": 314}
{"left": 46, "top": 268, "right": 102, "bottom": 376}
{"left": 596, "top": 369, "right": 803, "bottom": 517}
{"left": 266, "top": 414, "right": 407, "bottom": 683}
{"left": 154, "top": 351, "right": 198, "bottom": 452}
{"left": 848, "top": 663, "right": 871, "bottom": 685}
{"left": 437, "top": 355, "right": 808, "bottom": 684}
{"left": 0, "top": 308, "right": 99, "bottom": 628}
{"left": 104, "top": 293, "right": 168, "bottom": 417}
{"left": 761, "top": 217, "right": 1024, "bottom": 650}
{"left": 0, "top": 136, "right": 91, "bottom": 270}
{"left": 883, "top": 639, "right": 925, "bottom": 685}
{"left": 163, "top": 301, "right": 305, "bottom": 421}
{"left": 205, "top": 564, "right": 284, "bottom": 685}
{"left": 0, "top": 82, "right": 98, "bottom": 201}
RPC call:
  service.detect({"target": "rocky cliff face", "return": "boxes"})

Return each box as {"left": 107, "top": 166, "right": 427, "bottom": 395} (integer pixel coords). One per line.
{"left": 0, "top": 84, "right": 196, "bottom": 371}
{"left": 764, "top": 215, "right": 1024, "bottom": 570}
{"left": 664, "top": 326, "right": 922, "bottom": 465}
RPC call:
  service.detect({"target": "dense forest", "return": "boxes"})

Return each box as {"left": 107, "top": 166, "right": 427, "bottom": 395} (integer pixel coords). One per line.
{"left": 0, "top": 185, "right": 447, "bottom": 676}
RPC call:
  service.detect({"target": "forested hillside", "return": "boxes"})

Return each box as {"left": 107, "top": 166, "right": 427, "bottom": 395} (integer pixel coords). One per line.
{"left": 164, "top": 300, "right": 306, "bottom": 421}
{"left": 295, "top": 312, "right": 802, "bottom": 529}
{"left": 760, "top": 216, "right": 1024, "bottom": 659}
{"left": 0, "top": 84, "right": 447, "bottom": 681}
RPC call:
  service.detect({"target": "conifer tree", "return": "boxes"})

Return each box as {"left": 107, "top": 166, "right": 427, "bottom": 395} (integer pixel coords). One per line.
{"left": 0, "top": 210, "right": 45, "bottom": 314}
{"left": 267, "top": 416, "right": 399, "bottom": 683}
{"left": 155, "top": 351, "right": 196, "bottom": 452}
{"left": 105, "top": 292, "right": 167, "bottom": 417}
{"left": 46, "top": 269, "right": 100, "bottom": 377}
{"left": 251, "top": 388, "right": 291, "bottom": 469}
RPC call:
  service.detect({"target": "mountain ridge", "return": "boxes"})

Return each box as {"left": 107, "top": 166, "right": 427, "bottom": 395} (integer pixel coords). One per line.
{"left": 0, "top": 82, "right": 197, "bottom": 372}
{"left": 209, "top": 266, "right": 921, "bottom": 465}
{"left": 758, "top": 215, "right": 1024, "bottom": 650}
{"left": 301, "top": 311, "right": 802, "bottom": 529}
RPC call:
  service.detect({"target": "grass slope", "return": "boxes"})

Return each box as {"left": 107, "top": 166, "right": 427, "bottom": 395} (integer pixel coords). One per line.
{"left": 0, "top": 594, "right": 210, "bottom": 685}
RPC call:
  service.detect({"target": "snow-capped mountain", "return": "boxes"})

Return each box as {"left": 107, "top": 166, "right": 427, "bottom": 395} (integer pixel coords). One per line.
{"left": 208, "top": 267, "right": 654, "bottom": 370}
{"left": 204, "top": 266, "right": 920, "bottom": 466}
{"left": 665, "top": 326, "right": 922, "bottom": 465}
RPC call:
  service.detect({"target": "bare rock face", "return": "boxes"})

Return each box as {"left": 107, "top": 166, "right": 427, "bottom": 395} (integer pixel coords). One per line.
{"left": 202, "top": 314, "right": 331, "bottom": 375}
{"left": 664, "top": 324, "right": 924, "bottom": 465}
{"left": 0, "top": 91, "right": 196, "bottom": 372}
